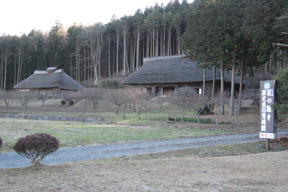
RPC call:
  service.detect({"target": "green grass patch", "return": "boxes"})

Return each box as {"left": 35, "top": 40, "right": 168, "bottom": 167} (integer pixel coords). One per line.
{"left": 0, "top": 118, "right": 232, "bottom": 152}
{"left": 116, "top": 141, "right": 288, "bottom": 161}
{"left": 172, "top": 117, "right": 213, "bottom": 123}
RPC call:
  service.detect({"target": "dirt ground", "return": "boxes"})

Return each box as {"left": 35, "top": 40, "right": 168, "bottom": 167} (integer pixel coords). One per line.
{"left": 1, "top": 151, "right": 287, "bottom": 192}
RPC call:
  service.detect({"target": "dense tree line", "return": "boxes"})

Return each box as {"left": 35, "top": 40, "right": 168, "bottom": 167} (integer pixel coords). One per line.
{"left": 0, "top": 1, "right": 190, "bottom": 89}
{"left": 182, "top": 0, "right": 288, "bottom": 114}
{"left": 0, "top": 0, "right": 287, "bottom": 90}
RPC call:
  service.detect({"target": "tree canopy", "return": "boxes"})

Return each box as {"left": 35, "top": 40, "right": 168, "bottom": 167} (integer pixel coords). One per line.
{"left": 0, "top": 0, "right": 287, "bottom": 90}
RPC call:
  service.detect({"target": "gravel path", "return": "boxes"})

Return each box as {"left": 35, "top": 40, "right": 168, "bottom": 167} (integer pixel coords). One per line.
{"left": 1, "top": 131, "right": 288, "bottom": 169}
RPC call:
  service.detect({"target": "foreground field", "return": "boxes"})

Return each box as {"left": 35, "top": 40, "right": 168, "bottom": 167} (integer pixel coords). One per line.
{"left": 0, "top": 117, "right": 233, "bottom": 152}
{"left": 1, "top": 151, "right": 287, "bottom": 191}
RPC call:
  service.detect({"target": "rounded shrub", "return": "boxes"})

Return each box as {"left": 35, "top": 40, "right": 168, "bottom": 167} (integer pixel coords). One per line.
{"left": 69, "top": 100, "right": 75, "bottom": 106}
{"left": 14, "top": 133, "right": 59, "bottom": 165}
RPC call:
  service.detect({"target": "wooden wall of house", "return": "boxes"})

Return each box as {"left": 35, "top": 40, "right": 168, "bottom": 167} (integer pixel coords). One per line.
{"left": 140, "top": 80, "right": 242, "bottom": 97}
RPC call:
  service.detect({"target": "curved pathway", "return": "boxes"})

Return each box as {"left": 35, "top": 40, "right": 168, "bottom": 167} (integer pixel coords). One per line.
{"left": 1, "top": 131, "right": 288, "bottom": 169}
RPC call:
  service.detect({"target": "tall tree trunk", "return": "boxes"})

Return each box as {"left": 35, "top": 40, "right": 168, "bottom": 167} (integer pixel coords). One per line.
{"left": 151, "top": 29, "right": 154, "bottom": 57}
{"left": 16, "top": 47, "right": 23, "bottom": 84}
{"left": 212, "top": 64, "right": 216, "bottom": 98}
{"left": 83, "top": 47, "right": 86, "bottom": 81}
{"left": 14, "top": 58, "right": 17, "bottom": 86}
{"left": 220, "top": 55, "right": 224, "bottom": 114}
{"left": 116, "top": 26, "right": 120, "bottom": 76}
{"left": 146, "top": 34, "right": 150, "bottom": 57}
{"left": 98, "top": 57, "right": 101, "bottom": 83}
{"left": 1, "top": 54, "right": 3, "bottom": 90}
{"left": 238, "top": 58, "right": 245, "bottom": 114}
{"left": 152, "top": 28, "right": 155, "bottom": 57}
{"left": 108, "top": 34, "right": 111, "bottom": 77}
{"left": 131, "top": 36, "right": 135, "bottom": 72}
{"left": 229, "top": 56, "right": 236, "bottom": 115}
{"left": 75, "top": 41, "right": 80, "bottom": 82}
{"left": 177, "top": 27, "right": 181, "bottom": 55}
{"left": 136, "top": 28, "right": 140, "bottom": 70}
{"left": 94, "top": 65, "right": 99, "bottom": 86}
{"left": 155, "top": 28, "right": 159, "bottom": 56}
{"left": 123, "top": 25, "right": 127, "bottom": 76}
{"left": 4, "top": 51, "right": 7, "bottom": 91}
{"left": 202, "top": 67, "right": 206, "bottom": 97}
{"left": 1, "top": 53, "right": 4, "bottom": 90}
{"left": 168, "top": 27, "right": 171, "bottom": 56}
{"left": 70, "top": 55, "right": 73, "bottom": 78}
{"left": 163, "top": 27, "right": 166, "bottom": 56}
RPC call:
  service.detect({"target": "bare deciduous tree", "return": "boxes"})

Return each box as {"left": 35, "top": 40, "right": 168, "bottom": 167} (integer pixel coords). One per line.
{"left": 15, "top": 91, "right": 37, "bottom": 112}
{"left": 81, "top": 24, "right": 105, "bottom": 86}
{"left": 156, "top": 96, "right": 166, "bottom": 111}
{"left": 206, "top": 92, "right": 229, "bottom": 125}
{"left": 37, "top": 92, "right": 53, "bottom": 107}
{"left": 0, "top": 91, "right": 14, "bottom": 112}
{"left": 80, "top": 88, "right": 103, "bottom": 113}
{"left": 221, "top": 91, "right": 241, "bottom": 127}
{"left": 168, "top": 86, "right": 208, "bottom": 123}
{"left": 128, "top": 88, "right": 152, "bottom": 120}
{"left": 168, "top": 86, "right": 197, "bottom": 123}
{"left": 105, "top": 89, "right": 129, "bottom": 115}
{"left": 56, "top": 91, "right": 79, "bottom": 111}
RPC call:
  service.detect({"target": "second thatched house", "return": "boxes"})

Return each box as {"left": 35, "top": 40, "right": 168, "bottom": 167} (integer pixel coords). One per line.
{"left": 122, "top": 55, "right": 243, "bottom": 96}
{"left": 14, "top": 67, "right": 84, "bottom": 94}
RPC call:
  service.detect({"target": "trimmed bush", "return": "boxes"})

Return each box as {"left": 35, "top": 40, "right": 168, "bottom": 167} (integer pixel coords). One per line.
{"left": 61, "top": 100, "right": 66, "bottom": 105}
{"left": 0, "top": 137, "right": 2, "bottom": 148}
{"left": 14, "top": 133, "right": 59, "bottom": 165}
{"left": 69, "top": 100, "right": 75, "bottom": 106}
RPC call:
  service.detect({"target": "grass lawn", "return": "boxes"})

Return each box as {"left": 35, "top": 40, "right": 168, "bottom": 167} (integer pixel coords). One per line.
{"left": 0, "top": 141, "right": 287, "bottom": 192}
{"left": 0, "top": 117, "right": 232, "bottom": 152}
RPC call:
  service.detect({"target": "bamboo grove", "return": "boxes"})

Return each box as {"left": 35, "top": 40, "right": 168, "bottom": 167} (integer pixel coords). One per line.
{"left": 0, "top": 0, "right": 287, "bottom": 90}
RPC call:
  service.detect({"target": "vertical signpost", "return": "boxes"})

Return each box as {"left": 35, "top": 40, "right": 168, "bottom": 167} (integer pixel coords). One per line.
{"left": 259, "top": 80, "right": 277, "bottom": 150}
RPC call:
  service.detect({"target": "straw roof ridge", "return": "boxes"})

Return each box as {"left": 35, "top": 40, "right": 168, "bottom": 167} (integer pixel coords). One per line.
{"left": 123, "top": 55, "right": 242, "bottom": 85}
{"left": 14, "top": 71, "right": 84, "bottom": 91}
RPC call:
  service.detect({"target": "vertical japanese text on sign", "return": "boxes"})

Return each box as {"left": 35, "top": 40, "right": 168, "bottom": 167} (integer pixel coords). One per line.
{"left": 259, "top": 80, "right": 277, "bottom": 139}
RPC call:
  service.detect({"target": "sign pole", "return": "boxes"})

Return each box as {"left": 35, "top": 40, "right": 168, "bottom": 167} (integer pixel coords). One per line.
{"left": 266, "top": 139, "right": 270, "bottom": 151}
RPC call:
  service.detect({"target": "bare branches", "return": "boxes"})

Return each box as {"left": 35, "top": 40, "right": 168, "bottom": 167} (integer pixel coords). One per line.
{"left": 81, "top": 24, "right": 105, "bottom": 86}
{"left": 104, "top": 89, "right": 130, "bottom": 115}
{"left": 128, "top": 88, "right": 153, "bottom": 120}
{"left": 167, "top": 86, "right": 206, "bottom": 123}
{"left": 15, "top": 91, "right": 38, "bottom": 112}
{"left": 0, "top": 91, "right": 14, "bottom": 112}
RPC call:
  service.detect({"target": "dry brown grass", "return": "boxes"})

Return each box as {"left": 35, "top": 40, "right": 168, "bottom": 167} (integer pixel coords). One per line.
{"left": 1, "top": 151, "right": 288, "bottom": 191}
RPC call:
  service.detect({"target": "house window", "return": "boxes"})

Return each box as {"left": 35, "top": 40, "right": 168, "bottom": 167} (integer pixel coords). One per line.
{"left": 147, "top": 87, "right": 152, "bottom": 93}
{"left": 163, "top": 87, "right": 175, "bottom": 95}
{"left": 195, "top": 88, "right": 202, "bottom": 95}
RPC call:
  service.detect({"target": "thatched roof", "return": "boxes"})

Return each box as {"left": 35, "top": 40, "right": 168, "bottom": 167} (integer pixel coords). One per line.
{"left": 14, "top": 69, "right": 84, "bottom": 91}
{"left": 123, "top": 55, "right": 242, "bottom": 85}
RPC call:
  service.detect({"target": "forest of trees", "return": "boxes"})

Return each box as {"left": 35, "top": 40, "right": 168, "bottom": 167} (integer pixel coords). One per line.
{"left": 0, "top": 0, "right": 287, "bottom": 90}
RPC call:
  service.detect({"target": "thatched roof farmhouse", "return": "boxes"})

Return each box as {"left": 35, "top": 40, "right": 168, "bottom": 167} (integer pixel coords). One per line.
{"left": 14, "top": 67, "right": 84, "bottom": 93}
{"left": 123, "top": 55, "right": 243, "bottom": 96}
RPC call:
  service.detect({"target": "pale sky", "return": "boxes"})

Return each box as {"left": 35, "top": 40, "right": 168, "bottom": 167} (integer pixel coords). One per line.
{"left": 0, "top": 0, "right": 191, "bottom": 36}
